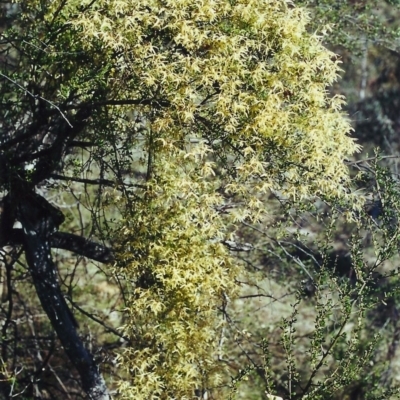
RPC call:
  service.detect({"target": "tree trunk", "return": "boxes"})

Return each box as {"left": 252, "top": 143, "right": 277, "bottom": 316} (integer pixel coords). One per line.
{"left": 17, "top": 194, "right": 111, "bottom": 400}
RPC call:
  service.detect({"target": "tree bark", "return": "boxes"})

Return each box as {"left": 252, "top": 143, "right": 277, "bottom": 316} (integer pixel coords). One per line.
{"left": 16, "top": 194, "right": 111, "bottom": 400}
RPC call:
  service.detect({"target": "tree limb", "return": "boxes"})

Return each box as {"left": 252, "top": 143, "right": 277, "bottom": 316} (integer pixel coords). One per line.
{"left": 8, "top": 229, "right": 114, "bottom": 264}
{"left": 51, "top": 232, "right": 114, "bottom": 263}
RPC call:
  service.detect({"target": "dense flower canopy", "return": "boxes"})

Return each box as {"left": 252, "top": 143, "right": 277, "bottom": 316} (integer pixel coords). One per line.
{"left": 18, "top": 0, "right": 360, "bottom": 200}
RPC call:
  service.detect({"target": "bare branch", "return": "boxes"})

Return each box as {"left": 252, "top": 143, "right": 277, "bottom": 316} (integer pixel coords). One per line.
{"left": 51, "top": 232, "right": 114, "bottom": 264}
{"left": 7, "top": 229, "right": 114, "bottom": 264}
{"left": 67, "top": 298, "right": 130, "bottom": 343}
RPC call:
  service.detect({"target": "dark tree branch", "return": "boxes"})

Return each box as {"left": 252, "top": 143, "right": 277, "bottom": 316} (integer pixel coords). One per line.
{"left": 7, "top": 229, "right": 114, "bottom": 264}
{"left": 0, "top": 104, "right": 54, "bottom": 150}
{"left": 68, "top": 140, "right": 97, "bottom": 148}
{"left": 51, "top": 232, "right": 115, "bottom": 263}
{"left": 2, "top": 107, "right": 92, "bottom": 187}
{"left": 50, "top": 174, "right": 116, "bottom": 187}
{"left": 30, "top": 108, "right": 92, "bottom": 185}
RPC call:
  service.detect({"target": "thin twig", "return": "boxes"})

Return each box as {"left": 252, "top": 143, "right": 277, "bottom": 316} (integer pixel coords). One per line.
{"left": 67, "top": 298, "right": 131, "bottom": 344}
{"left": 50, "top": 173, "right": 148, "bottom": 189}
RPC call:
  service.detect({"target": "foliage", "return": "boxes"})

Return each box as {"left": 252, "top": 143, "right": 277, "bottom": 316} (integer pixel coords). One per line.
{"left": 222, "top": 156, "right": 400, "bottom": 399}
{"left": 0, "top": 0, "right": 393, "bottom": 399}
{"left": 295, "top": 0, "right": 400, "bottom": 53}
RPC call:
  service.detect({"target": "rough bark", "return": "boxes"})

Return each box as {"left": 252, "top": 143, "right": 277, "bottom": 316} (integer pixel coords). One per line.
{"left": 13, "top": 193, "right": 111, "bottom": 400}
